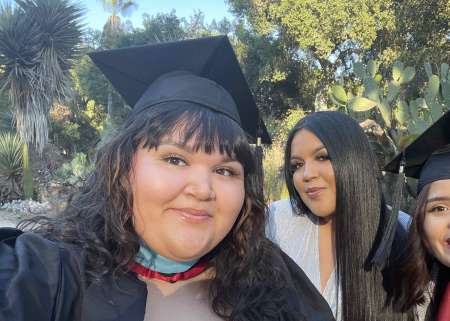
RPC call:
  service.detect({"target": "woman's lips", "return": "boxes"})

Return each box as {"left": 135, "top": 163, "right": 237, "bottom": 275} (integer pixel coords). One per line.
{"left": 445, "top": 238, "right": 450, "bottom": 250}
{"left": 172, "top": 208, "right": 212, "bottom": 223}
{"left": 306, "top": 187, "right": 325, "bottom": 199}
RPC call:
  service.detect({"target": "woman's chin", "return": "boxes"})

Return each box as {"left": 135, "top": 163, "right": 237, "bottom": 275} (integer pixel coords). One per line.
{"left": 165, "top": 234, "right": 214, "bottom": 262}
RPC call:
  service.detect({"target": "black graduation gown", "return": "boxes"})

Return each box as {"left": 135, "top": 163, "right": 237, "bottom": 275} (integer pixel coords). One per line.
{"left": 0, "top": 228, "right": 335, "bottom": 321}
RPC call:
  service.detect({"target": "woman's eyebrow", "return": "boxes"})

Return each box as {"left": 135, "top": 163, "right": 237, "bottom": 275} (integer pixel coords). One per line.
{"left": 427, "top": 196, "right": 450, "bottom": 203}
{"left": 290, "top": 145, "right": 326, "bottom": 161}
{"left": 311, "top": 145, "right": 326, "bottom": 155}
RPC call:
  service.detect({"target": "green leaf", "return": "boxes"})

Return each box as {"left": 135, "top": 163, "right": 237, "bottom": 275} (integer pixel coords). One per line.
{"left": 429, "top": 102, "right": 443, "bottom": 122}
{"left": 387, "top": 81, "right": 400, "bottom": 102}
{"left": 396, "top": 100, "right": 410, "bottom": 126}
{"left": 424, "top": 62, "right": 433, "bottom": 79}
{"left": 442, "top": 82, "right": 450, "bottom": 105}
{"left": 377, "top": 99, "right": 391, "bottom": 125}
{"left": 409, "top": 100, "right": 419, "bottom": 121}
{"left": 331, "top": 85, "right": 348, "bottom": 105}
{"left": 396, "top": 111, "right": 408, "bottom": 126}
{"left": 441, "top": 63, "right": 449, "bottom": 82}
{"left": 353, "top": 62, "right": 366, "bottom": 79}
{"left": 399, "top": 67, "right": 415, "bottom": 84}
{"left": 393, "top": 61, "right": 404, "bottom": 81}
{"left": 423, "top": 109, "right": 431, "bottom": 123}
{"left": 367, "top": 60, "right": 377, "bottom": 78}
{"left": 416, "top": 98, "right": 428, "bottom": 108}
{"left": 347, "top": 106, "right": 356, "bottom": 119}
{"left": 407, "top": 118, "right": 417, "bottom": 135}
{"left": 370, "top": 141, "right": 384, "bottom": 153}
{"left": 347, "top": 91, "right": 354, "bottom": 101}
{"left": 374, "top": 74, "right": 382, "bottom": 83}
{"left": 348, "top": 97, "right": 376, "bottom": 112}
{"left": 428, "top": 75, "right": 440, "bottom": 98}
{"left": 415, "top": 119, "right": 430, "bottom": 134}
{"left": 363, "top": 77, "right": 380, "bottom": 102}
{"left": 398, "top": 100, "right": 409, "bottom": 113}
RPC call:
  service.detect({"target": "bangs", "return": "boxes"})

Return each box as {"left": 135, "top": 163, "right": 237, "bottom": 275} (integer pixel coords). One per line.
{"left": 129, "top": 102, "right": 256, "bottom": 173}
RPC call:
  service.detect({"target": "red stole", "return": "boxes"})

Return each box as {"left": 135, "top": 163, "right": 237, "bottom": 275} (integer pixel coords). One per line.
{"left": 437, "top": 282, "right": 450, "bottom": 321}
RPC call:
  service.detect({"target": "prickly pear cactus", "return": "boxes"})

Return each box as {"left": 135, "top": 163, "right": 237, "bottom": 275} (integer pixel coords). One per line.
{"left": 330, "top": 60, "right": 448, "bottom": 150}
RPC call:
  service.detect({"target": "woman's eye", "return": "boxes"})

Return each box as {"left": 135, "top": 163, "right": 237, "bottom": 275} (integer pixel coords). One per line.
{"left": 316, "top": 154, "right": 330, "bottom": 162}
{"left": 430, "top": 205, "right": 449, "bottom": 212}
{"left": 215, "top": 168, "right": 236, "bottom": 176}
{"left": 164, "top": 156, "right": 186, "bottom": 166}
{"left": 290, "top": 162, "right": 303, "bottom": 172}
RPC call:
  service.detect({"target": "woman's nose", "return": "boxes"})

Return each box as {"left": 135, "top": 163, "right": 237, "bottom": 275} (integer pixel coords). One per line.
{"left": 185, "top": 169, "right": 215, "bottom": 201}
{"left": 302, "top": 162, "right": 318, "bottom": 182}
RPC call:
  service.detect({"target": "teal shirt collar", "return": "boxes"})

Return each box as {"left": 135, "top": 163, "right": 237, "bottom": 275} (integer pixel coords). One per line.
{"left": 135, "top": 238, "right": 199, "bottom": 274}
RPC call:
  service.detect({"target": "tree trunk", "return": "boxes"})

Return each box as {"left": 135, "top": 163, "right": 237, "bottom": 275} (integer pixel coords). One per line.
{"left": 314, "top": 78, "right": 329, "bottom": 112}
{"left": 28, "top": 144, "right": 52, "bottom": 203}
{"left": 107, "top": 88, "right": 113, "bottom": 123}
{"left": 314, "top": 59, "right": 335, "bottom": 112}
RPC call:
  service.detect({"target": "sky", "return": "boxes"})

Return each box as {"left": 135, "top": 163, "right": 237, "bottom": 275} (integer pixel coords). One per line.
{"left": 81, "top": 0, "right": 235, "bottom": 31}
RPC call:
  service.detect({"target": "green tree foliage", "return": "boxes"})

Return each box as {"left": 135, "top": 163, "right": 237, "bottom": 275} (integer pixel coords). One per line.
{"left": 227, "top": 0, "right": 394, "bottom": 112}
{"left": 0, "top": 0, "right": 84, "bottom": 153}
{"left": 263, "top": 109, "right": 307, "bottom": 203}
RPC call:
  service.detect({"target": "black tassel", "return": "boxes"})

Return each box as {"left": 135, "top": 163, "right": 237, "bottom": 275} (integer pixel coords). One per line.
{"left": 371, "top": 155, "right": 406, "bottom": 267}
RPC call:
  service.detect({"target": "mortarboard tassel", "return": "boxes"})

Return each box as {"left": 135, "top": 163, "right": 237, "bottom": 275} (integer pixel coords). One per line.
{"left": 254, "top": 117, "right": 264, "bottom": 169}
{"left": 371, "top": 153, "right": 406, "bottom": 267}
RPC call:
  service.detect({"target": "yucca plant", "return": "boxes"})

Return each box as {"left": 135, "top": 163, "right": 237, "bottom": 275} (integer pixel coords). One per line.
{"left": 0, "top": 0, "right": 84, "bottom": 153}
{"left": 0, "top": 132, "right": 24, "bottom": 191}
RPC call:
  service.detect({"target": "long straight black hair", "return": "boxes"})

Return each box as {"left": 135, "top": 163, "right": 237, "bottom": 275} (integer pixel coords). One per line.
{"left": 283, "top": 111, "right": 410, "bottom": 320}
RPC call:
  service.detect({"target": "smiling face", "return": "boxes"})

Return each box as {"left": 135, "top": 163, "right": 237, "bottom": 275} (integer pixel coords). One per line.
{"left": 290, "top": 129, "right": 336, "bottom": 220}
{"left": 423, "top": 179, "right": 450, "bottom": 267}
{"left": 131, "top": 132, "right": 245, "bottom": 263}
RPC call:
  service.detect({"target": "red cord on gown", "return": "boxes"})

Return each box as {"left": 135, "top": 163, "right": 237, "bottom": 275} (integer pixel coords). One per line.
{"left": 130, "top": 258, "right": 209, "bottom": 283}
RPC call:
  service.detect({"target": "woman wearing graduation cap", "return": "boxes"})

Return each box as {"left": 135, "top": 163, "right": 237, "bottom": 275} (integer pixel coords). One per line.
{"left": 0, "top": 36, "right": 334, "bottom": 320}
{"left": 267, "top": 111, "right": 413, "bottom": 320}
{"left": 387, "top": 111, "right": 450, "bottom": 320}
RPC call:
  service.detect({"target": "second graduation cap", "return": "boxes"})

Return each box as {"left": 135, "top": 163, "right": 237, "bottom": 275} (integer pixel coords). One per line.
{"left": 88, "top": 36, "right": 271, "bottom": 144}
{"left": 384, "top": 110, "right": 450, "bottom": 193}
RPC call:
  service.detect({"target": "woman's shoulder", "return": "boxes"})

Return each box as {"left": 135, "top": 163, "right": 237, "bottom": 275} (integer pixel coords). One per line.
{"left": 269, "top": 198, "right": 294, "bottom": 214}
{"left": 0, "top": 227, "right": 85, "bottom": 320}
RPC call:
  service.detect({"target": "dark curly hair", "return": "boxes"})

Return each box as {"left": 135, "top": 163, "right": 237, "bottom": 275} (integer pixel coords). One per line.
{"left": 21, "top": 102, "right": 298, "bottom": 320}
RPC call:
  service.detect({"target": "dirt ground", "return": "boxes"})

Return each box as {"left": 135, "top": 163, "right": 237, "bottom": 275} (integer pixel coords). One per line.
{"left": 0, "top": 209, "right": 25, "bottom": 228}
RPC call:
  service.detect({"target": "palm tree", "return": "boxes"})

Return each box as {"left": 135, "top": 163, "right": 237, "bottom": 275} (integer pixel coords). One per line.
{"left": 0, "top": 0, "right": 84, "bottom": 154}
{"left": 98, "top": 0, "right": 138, "bottom": 35}
{"left": 98, "top": 0, "right": 137, "bottom": 123}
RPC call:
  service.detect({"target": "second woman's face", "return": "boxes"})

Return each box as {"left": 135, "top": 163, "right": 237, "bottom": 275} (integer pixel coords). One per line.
{"left": 424, "top": 179, "right": 450, "bottom": 267}
{"left": 131, "top": 133, "right": 245, "bottom": 262}
{"left": 290, "top": 129, "right": 336, "bottom": 220}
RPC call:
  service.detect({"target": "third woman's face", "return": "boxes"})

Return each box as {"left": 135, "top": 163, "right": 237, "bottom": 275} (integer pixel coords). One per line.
{"left": 290, "top": 129, "right": 336, "bottom": 220}
{"left": 424, "top": 179, "right": 450, "bottom": 267}
{"left": 131, "top": 131, "right": 245, "bottom": 262}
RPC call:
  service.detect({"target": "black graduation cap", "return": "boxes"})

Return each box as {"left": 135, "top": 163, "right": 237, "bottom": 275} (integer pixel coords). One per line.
{"left": 87, "top": 36, "right": 271, "bottom": 144}
{"left": 384, "top": 110, "right": 450, "bottom": 193}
